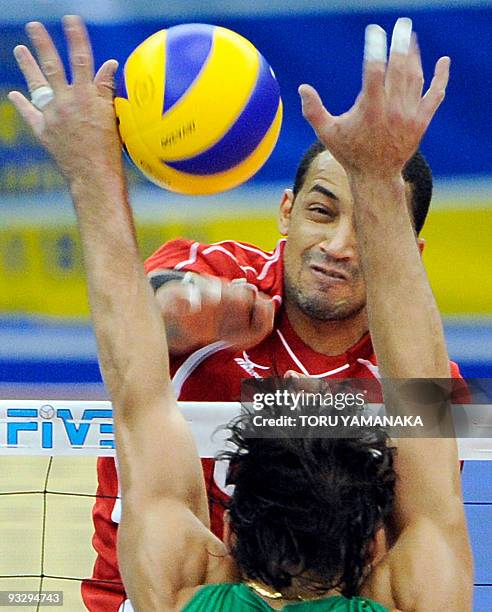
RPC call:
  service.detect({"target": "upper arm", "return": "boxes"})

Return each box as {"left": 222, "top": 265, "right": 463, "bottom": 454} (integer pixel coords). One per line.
{"left": 115, "top": 395, "right": 209, "bottom": 526}
{"left": 391, "top": 437, "right": 464, "bottom": 531}
{"left": 115, "top": 396, "right": 236, "bottom": 609}
{"left": 383, "top": 376, "right": 467, "bottom": 537}
{"left": 383, "top": 368, "right": 471, "bottom": 555}
{"left": 364, "top": 517, "right": 473, "bottom": 612}
{"left": 378, "top": 518, "right": 473, "bottom": 612}
{"left": 118, "top": 498, "right": 236, "bottom": 611}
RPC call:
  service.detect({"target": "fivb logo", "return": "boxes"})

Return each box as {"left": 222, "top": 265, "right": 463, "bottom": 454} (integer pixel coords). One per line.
{"left": 1, "top": 402, "right": 114, "bottom": 454}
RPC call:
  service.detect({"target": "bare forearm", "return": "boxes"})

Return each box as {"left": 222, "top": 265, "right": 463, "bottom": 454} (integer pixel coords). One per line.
{"left": 349, "top": 175, "right": 449, "bottom": 379}
{"left": 71, "top": 174, "right": 209, "bottom": 515}
{"left": 10, "top": 13, "right": 208, "bottom": 544}
{"left": 349, "top": 174, "right": 461, "bottom": 528}
{"left": 70, "top": 174, "right": 172, "bottom": 412}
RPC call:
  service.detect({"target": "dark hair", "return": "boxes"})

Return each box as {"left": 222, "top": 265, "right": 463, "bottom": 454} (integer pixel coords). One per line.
{"left": 217, "top": 397, "right": 396, "bottom": 599}
{"left": 293, "top": 141, "right": 433, "bottom": 234}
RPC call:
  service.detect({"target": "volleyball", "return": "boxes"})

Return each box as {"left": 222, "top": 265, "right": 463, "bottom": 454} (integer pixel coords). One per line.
{"left": 114, "top": 24, "right": 283, "bottom": 195}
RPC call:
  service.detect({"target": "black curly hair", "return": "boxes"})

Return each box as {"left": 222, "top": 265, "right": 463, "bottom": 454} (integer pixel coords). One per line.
{"left": 217, "top": 397, "right": 396, "bottom": 599}
{"left": 293, "top": 140, "right": 433, "bottom": 235}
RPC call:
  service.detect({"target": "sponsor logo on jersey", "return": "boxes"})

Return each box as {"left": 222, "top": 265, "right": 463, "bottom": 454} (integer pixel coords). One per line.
{"left": 234, "top": 352, "right": 270, "bottom": 378}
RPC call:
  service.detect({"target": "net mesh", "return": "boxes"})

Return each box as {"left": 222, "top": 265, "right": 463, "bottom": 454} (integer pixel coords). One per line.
{"left": 0, "top": 400, "right": 236, "bottom": 611}
{"left": 0, "top": 456, "right": 118, "bottom": 611}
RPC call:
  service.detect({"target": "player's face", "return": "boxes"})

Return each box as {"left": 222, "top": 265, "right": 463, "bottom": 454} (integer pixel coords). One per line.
{"left": 279, "top": 151, "right": 366, "bottom": 321}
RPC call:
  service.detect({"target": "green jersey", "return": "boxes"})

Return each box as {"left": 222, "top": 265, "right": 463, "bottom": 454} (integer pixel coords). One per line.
{"left": 182, "top": 583, "right": 389, "bottom": 611}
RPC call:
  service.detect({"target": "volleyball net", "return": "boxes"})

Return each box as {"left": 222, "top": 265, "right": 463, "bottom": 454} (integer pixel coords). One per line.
{"left": 1, "top": 399, "right": 492, "bottom": 611}
{"left": 0, "top": 401, "right": 238, "bottom": 611}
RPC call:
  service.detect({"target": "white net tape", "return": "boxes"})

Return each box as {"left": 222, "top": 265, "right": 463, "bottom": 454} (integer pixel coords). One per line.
{"left": 0, "top": 401, "right": 239, "bottom": 457}
{"left": 1, "top": 400, "right": 492, "bottom": 458}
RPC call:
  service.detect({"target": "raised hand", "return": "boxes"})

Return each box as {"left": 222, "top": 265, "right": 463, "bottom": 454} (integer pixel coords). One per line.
{"left": 8, "top": 15, "right": 121, "bottom": 187}
{"left": 299, "top": 18, "right": 450, "bottom": 179}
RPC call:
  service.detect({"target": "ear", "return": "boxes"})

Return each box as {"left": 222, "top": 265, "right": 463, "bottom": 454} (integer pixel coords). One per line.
{"left": 278, "top": 189, "right": 295, "bottom": 236}
{"left": 417, "top": 237, "right": 425, "bottom": 256}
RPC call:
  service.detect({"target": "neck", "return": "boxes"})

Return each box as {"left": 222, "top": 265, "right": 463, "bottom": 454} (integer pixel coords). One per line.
{"left": 285, "top": 301, "right": 369, "bottom": 356}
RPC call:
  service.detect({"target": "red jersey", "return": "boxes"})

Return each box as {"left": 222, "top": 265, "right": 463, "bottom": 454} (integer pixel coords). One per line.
{"left": 81, "top": 238, "right": 463, "bottom": 612}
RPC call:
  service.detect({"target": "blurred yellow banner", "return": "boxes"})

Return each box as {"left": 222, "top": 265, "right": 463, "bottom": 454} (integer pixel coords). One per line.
{"left": 0, "top": 207, "right": 490, "bottom": 316}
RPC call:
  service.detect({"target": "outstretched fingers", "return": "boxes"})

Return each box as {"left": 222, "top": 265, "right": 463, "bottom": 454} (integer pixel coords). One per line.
{"left": 362, "top": 24, "right": 387, "bottom": 110}
{"left": 298, "top": 83, "right": 335, "bottom": 140}
{"left": 63, "top": 15, "right": 95, "bottom": 84}
{"left": 12, "top": 44, "right": 49, "bottom": 95}
{"left": 25, "top": 21, "right": 67, "bottom": 92}
{"left": 94, "top": 59, "right": 119, "bottom": 99}
{"left": 298, "top": 18, "right": 449, "bottom": 178}
{"left": 406, "top": 33, "right": 424, "bottom": 109}
{"left": 418, "top": 56, "right": 450, "bottom": 127}
{"left": 385, "top": 18, "right": 413, "bottom": 113}
{"left": 7, "top": 90, "right": 45, "bottom": 138}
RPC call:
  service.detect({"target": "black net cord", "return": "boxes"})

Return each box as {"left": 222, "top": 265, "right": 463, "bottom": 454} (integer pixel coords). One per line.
{"left": 0, "top": 456, "right": 124, "bottom": 608}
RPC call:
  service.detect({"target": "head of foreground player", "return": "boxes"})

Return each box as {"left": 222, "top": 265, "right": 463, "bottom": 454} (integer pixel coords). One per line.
{"left": 280, "top": 143, "right": 432, "bottom": 322}
{"left": 218, "top": 407, "right": 396, "bottom": 599}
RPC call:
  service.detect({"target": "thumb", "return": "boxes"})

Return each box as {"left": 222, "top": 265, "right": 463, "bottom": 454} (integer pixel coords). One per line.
{"left": 298, "top": 83, "right": 335, "bottom": 136}
{"left": 94, "top": 59, "right": 119, "bottom": 99}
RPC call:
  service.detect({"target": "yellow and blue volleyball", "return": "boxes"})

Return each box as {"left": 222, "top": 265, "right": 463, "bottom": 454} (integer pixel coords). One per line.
{"left": 114, "top": 24, "right": 283, "bottom": 195}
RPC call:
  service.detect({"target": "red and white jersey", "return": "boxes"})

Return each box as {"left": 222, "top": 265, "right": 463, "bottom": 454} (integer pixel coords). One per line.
{"left": 81, "top": 238, "right": 463, "bottom": 611}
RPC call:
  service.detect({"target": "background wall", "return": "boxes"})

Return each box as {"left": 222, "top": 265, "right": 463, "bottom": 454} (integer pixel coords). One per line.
{"left": 0, "top": 2, "right": 491, "bottom": 610}
{"left": 1, "top": 2, "right": 490, "bottom": 371}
